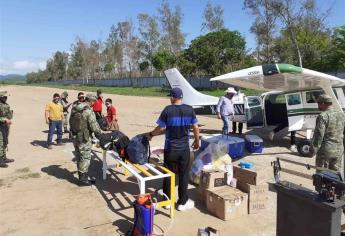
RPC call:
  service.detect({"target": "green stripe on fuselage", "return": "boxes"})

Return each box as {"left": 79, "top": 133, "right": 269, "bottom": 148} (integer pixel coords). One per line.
{"left": 287, "top": 108, "right": 345, "bottom": 116}
{"left": 277, "top": 64, "right": 303, "bottom": 73}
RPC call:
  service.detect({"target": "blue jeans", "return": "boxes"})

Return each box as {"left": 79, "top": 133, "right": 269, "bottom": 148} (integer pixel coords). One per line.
{"left": 47, "top": 120, "right": 63, "bottom": 145}
{"left": 221, "top": 115, "right": 231, "bottom": 135}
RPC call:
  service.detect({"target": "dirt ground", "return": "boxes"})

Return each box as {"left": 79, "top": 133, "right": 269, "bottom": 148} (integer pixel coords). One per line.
{"left": 0, "top": 85, "right": 319, "bottom": 236}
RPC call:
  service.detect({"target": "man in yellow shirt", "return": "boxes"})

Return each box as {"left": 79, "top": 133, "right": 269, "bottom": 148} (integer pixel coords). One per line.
{"left": 45, "top": 93, "right": 63, "bottom": 149}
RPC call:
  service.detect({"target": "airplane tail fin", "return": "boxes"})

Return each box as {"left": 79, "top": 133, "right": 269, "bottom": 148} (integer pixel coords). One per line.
{"left": 164, "top": 68, "right": 219, "bottom": 106}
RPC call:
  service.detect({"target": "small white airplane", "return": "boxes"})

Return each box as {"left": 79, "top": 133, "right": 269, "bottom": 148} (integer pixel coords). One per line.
{"left": 164, "top": 68, "right": 246, "bottom": 123}
{"left": 210, "top": 63, "right": 345, "bottom": 157}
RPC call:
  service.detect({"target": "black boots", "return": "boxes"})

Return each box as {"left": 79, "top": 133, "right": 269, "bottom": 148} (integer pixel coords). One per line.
{"left": 0, "top": 158, "right": 14, "bottom": 168}
{"left": 3, "top": 158, "right": 14, "bottom": 163}
{"left": 0, "top": 162, "right": 8, "bottom": 168}
{"left": 78, "top": 172, "right": 96, "bottom": 186}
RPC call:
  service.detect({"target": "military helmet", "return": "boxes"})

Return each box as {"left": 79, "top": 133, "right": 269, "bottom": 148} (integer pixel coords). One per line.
{"left": 0, "top": 91, "right": 7, "bottom": 97}
{"left": 317, "top": 94, "right": 333, "bottom": 104}
{"left": 86, "top": 93, "right": 97, "bottom": 101}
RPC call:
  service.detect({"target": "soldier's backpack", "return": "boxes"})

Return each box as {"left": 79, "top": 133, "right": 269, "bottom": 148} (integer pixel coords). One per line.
{"left": 69, "top": 107, "right": 87, "bottom": 134}
{"left": 126, "top": 134, "right": 150, "bottom": 165}
{"left": 98, "top": 130, "right": 130, "bottom": 151}
{"left": 97, "top": 116, "right": 108, "bottom": 131}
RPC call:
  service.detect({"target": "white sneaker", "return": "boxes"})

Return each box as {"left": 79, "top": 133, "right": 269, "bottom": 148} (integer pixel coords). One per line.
{"left": 163, "top": 205, "right": 171, "bottom": 210}
{"left": 268, "top": 131, "right": 274, "bottom": 141}
{"left": 290, "top": 145, "right": 298, "bottom": 152}
{"left": 177, "top": 199, "right": 194, "bottom": 211}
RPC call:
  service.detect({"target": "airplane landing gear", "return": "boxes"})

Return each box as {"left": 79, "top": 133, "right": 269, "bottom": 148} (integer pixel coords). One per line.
{"left": 297, "top": 140, "right": 314, "bottom": 157}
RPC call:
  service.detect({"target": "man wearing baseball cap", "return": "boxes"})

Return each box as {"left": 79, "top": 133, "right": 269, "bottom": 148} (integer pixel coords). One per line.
{"left": 312, "top": 94, "right": 345, "bottom": 175}
{"left": 216, "top": 87, "right": 237, "bottom": 135}
{"left": 147, "top": 87, "right": 200, "bottom": 211}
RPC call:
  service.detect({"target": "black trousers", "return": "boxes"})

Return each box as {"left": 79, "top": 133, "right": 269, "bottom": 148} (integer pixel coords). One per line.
{"left": 232, "top": 122, "right": 243, "bottom": 133}
{"left": 163, "top": 149, "right": 190, "bottom": 205}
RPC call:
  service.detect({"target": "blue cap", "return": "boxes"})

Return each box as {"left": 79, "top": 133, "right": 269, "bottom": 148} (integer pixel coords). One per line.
{"left": 168, "top": 87, "right": 183, "bottom": 98}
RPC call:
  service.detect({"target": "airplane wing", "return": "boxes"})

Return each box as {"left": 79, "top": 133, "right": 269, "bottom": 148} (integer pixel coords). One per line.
{"left": 210, "top": 64, "right": 345, "bottom": 91}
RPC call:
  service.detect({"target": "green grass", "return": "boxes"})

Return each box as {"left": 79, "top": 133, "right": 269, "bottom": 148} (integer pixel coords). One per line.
{"left": 18, "top": 83, "right": 262, "bottom": 97}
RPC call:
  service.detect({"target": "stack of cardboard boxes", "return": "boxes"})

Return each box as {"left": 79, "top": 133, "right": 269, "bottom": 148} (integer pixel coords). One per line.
{"left": 233, "top": 165, "right": 269, "bottom": 214}
{"left": 198, "top": 169, "right": 248, "bottom": 221}
{"left": 198, "top": 164, "right": 269, "bottom": 221}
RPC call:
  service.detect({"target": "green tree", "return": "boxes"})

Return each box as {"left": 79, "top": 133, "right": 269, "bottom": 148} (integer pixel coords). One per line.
{"left": 244, "top": 0, "right": 277, "bottom": 63}
{"left": 151, "top": 50, "right": 176, "bottom": 72}
{"left": 201, "top": 1, "right": 225, "bottom": 32}
{"left": 158, "top": 0, "right": 185, "bottom": 54}
{"left": 138, "top": 13, "right": 161, "bottom": 75}
{"left": 180, "top": 29, "right": 246, "bottom": 75}
{"left": 46, "top": 51, "right": 68, "bottom": 81}
{"left": 325, "top": 26, "right": 345, "bottom": 72}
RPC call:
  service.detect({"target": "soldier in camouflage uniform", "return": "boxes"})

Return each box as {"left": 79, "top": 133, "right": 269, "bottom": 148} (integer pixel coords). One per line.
{"left": 312, "top": 94, "right": 345, "bottom": 174}
{"left": 60, "top": 91, "right": 71, "bottom": 133}
{"left": 70, "top": 93, "right": 101, "bottom": 186}
{"left": 0, "top": 91, "right": 14, "bottom": 168}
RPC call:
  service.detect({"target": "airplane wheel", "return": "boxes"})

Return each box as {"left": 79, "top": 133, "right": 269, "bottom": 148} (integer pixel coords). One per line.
{"left": 297, "top": 140, "right": 314, "bottom": 158}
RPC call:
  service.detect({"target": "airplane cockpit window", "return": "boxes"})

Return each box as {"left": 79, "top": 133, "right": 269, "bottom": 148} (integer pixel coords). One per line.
{"left": 306, "top": 90, "right": 324, "bottom": 103}
{"left": 287, "top": 94, "right": 301, "bottom": 106}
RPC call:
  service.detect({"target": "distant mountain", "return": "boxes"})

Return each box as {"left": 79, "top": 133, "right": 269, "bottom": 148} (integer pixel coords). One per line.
{"left": 0, "top": 74, "right": 26, "bottom": 81}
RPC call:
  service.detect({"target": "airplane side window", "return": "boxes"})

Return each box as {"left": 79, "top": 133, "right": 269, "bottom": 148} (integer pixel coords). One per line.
{"left": 306, "top": 91, "right": 324, "bottom": 103}
{"left": 248, "top": 98, "right": 260, "bottom": 106}
{"left": 287, "top": 94, "right": 301, "bottom": 106}
{"left": 333, "top": 89, "right": 339, "bottom": 99}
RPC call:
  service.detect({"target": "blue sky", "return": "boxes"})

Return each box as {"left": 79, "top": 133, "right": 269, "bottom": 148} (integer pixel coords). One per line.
{"left": 0, "top": 0, "right": 344, "bottom": 75}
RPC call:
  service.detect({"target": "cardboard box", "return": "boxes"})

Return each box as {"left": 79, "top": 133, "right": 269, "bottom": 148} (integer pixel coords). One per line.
{"left": 206, "top": 186, "right": 248, "bottom": 221}
{"left": 233, "top": 165, "right": 268, "bottom": 185}
{"left": 237, "top": 181, "right": 268, "bottom": 201}
{"left": 200, "top": 169, "right": 227, "bottom": 189}
{"left": 198, "top": 170, "right": 226, "bottom": 203}
{"left": 237, "top": 181, "right": 268, "bottom": 214}
{"left": 248, "top": 200, "right": 267, "bottom": 214}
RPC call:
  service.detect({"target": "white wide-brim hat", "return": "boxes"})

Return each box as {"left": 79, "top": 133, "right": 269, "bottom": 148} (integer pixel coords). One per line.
{"left": 224, "top": 87, "right": 237, "bottom": 94}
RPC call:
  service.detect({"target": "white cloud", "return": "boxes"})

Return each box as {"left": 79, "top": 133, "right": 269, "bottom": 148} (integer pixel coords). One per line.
{"left": 0, "top": 60, "right": 47, "bottom": 75}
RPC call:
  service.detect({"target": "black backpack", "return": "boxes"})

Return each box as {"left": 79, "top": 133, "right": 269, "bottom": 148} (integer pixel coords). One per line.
{"left": 97, "top": 116, "right": 109, "bottom": 131}
{"left": 98, "top": 130, "right": 130, "bottom": 151}
{"left": 126, "top": 135, "right": 150, "bottom": 165}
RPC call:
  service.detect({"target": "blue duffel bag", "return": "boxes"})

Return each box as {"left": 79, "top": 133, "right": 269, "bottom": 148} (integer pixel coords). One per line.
{"left": 126, "top": 134, "right": 151, "bottom": 165}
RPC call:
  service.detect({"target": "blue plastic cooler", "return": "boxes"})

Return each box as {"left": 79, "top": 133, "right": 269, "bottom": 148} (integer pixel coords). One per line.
{"left": 200, "top": 134, "right": 245, "bottom": 159}
{"left": 244, "top": 135, "right": 264, "bottom": 153}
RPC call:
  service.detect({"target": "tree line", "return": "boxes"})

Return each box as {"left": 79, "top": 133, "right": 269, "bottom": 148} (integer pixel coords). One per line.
{"left": 27, "top": 0, "right": 345, "bottom": 84}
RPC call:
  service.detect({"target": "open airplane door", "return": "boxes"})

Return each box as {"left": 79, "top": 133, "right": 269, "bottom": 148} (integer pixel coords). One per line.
{"left": 285, "top": 92, "right": 304, "bottom": 131}
{"left": 244, "top": 96, "right": 264, "bottom": 128}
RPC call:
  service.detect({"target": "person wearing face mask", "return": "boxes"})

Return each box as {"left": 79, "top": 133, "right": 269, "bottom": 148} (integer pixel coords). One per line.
{"left": 0, "top": 91, "right": 14, "bottom": 168}
{"left": 216, "top": 87, "right": 237, "bottom": 135}
{"left": 45, "top": 93, "right": 64, "bottom": 149}
{"left": 72, "top": 92, "right": 86, "bottom": 106}
{"left": 105, "top": 98, "right": 119, "bottom": 131}
{"left": 69, "top": 94, "right": 102, "bottom": 186}
{"left": 93, "top": 89, "right": 103, "bottom": 119}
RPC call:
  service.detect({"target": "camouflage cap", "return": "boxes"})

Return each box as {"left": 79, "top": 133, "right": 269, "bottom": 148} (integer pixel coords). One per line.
{"left": 62, "top": 91, "right": 68, "bottom": 97}
{"left": 0, "top": 91, "right": 8, "bottom": 97}
{"left": 86, "top": 93, "right": 97, "bottom": 101}
{"left": 317, "top": 94, "right": 333, "bottom": 103}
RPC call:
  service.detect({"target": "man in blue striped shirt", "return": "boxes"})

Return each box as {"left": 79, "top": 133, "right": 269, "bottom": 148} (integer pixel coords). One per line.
{"left": 147, "top": 87, "right": 200, "bottom": 211}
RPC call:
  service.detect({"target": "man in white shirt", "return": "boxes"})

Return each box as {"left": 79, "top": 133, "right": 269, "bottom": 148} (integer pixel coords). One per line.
{"left": 216, "top": 87, "right": 237, "bottom": 135}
